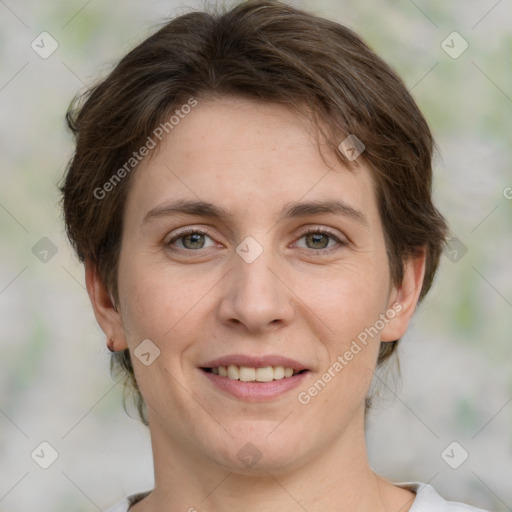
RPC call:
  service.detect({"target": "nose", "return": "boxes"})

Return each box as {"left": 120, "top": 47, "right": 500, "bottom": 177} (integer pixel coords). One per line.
{"left": 217, "top": 241, "right": 294, "bottom": 334}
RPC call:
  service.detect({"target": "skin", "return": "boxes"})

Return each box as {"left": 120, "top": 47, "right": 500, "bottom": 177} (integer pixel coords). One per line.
{"left": 86, "top": 96, "right": 426, "bottom": 512}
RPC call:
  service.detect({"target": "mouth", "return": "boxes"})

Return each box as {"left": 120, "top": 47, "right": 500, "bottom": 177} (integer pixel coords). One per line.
{"left": 201, "top": 365, "right": 308, "bottom": 382}
{"left": 199, "top": 355, "right": 311, "bottom": 401}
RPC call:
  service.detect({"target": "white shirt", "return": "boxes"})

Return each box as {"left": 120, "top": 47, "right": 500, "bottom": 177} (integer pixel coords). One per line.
{"left": 104, "top": 482, "right": 490, "bottom": 511}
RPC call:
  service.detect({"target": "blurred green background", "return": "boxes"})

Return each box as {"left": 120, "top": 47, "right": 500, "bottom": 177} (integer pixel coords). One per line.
{"left": 0, "top": 1, "right": 510, "bottom": 510}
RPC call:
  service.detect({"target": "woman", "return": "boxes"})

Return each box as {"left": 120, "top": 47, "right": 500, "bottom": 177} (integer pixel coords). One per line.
{"left": 59, "top": 1, "right": 488, "bottom": 510}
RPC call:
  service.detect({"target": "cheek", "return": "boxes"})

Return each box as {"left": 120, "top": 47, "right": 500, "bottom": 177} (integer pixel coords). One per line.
{"left": 293, "top": 261, "right": 389, "bottom": 403}
{"left": 118, "top": 255, "right": 190, "bottom": 343}
{"left": 117, "top": 254, "right": 223, "bottom": 376}
{"left": 295, "top": 261, "right": 390, "bottom": 344}
{"left": 117, "top": 258, "right": 205, "bottom": 416}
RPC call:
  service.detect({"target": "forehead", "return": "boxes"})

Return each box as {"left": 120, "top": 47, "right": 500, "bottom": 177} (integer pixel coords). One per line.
{"left": 124, "top": 97, "right": 380, "bottom": 228}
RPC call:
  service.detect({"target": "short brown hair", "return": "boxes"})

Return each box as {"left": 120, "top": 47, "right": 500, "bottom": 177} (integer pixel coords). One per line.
{"left": 59, "top": 0, "right": 448, "bottom": 424}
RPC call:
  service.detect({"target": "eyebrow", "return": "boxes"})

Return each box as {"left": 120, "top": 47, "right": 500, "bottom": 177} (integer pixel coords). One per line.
{"left": 142, "top": 198, "right": 368, "bottom": 227}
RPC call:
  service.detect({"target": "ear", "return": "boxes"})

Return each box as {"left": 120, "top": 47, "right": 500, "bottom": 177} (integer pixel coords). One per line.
{"left": 380, "top": 249, "right": 427, "bottom": 342}
{"left": 85, "top": 258, "right": 128, "bottom": 351}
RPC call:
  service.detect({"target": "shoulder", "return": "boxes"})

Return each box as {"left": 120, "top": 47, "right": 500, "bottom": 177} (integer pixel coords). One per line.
{"left": 396, "top": 482, "right": 490, "bottom": 512}
{"left": 104, "top": 491, "right": 150, "bottom": 512}
{"left": 105, "top": 485, "right": 490, "bottom": 512}
{"left": 104, "top": 498, "right": 130, "bottom": 512}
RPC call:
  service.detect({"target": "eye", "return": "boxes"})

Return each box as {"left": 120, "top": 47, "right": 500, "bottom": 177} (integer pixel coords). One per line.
{"left": 166, "top": 227, "right": 346, "bottom": 253}
{"left": 166, "top": 228, "right": 216, "bottom": 251}
{"left": 295, "top": 227, "right": 346, "bottom": 252}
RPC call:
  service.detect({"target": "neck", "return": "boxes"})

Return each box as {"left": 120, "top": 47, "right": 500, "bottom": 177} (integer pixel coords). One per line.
{"left": 131, "top": 410, "right": 415, "bottom": 512}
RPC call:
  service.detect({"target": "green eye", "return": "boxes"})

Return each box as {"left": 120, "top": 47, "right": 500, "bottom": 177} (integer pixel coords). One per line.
{"left": 304, "top": 232, "right": 330, "bottom": 249}
{"left": 297, "top": 228, "right": 346, "bottom": 252}
{"left": 167, "top": 228, "right": 213, "bottom": 250}
{"left": 181, "top": 232, "right": 207, "bottom": 249}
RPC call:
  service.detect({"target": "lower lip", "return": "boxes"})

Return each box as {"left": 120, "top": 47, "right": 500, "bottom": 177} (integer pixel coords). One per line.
{"left": 200, "top": 369, "right": 310, "bottom": 401}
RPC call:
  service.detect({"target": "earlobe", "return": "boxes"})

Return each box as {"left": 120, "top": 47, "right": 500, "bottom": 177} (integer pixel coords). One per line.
{"left": 85, "top": 259, "right": 128, "bottom": 351}
{"left": 380, "top": 249, "right": 427, "bottom": 342}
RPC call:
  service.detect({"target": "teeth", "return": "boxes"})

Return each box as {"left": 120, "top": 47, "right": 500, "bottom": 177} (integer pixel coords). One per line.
{"left": 209, "top": 365, "right": 300, "bottom": 382}
{"left": 239, "top": 366, "right": 255, "bottom": 382}
{"left": 255, "top": 366, "right": 274, "bottom": 382}
{"left": 227, "top": 364, "right": 239, "bottom": 380}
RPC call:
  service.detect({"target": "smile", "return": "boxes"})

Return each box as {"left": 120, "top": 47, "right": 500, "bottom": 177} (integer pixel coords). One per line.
{"left": 203, "top": 365, "right": 305, "bottom": 382}
{"left": 200, "top": 355, "right": 311, "bottom": 401}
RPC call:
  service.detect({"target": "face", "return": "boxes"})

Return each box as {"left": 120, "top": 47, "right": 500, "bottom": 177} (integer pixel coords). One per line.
{"left": 92, "top": 96, "right": 422, "bottom": 474}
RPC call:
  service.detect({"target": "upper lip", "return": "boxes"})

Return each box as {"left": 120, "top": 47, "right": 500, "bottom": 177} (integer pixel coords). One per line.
{"left": 201, "top": 354, "right": 309, "bottom": 371}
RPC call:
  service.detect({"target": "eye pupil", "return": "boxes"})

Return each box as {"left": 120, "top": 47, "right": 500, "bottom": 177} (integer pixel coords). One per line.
{"left": 307, "top": 233, "right": 329, "bottom": 249}
{"left": 171, "top": 229, "right": 340, "bottom": 252}
{"left": 184, "top": 233, "right": 204, "bottom": 248}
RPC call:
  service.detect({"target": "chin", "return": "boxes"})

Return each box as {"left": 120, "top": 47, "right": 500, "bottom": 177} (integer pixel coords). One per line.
{"left": 208, "top": 425, "right": 310, "bottom": 475}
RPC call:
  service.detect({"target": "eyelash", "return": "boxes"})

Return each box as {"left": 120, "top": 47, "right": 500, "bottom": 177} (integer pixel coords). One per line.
{"left": 166, "top": 227, "right": 346, "bottom": 253}
{"left": 295, "top": 227, "right": 346, "bottom": 253}
{"left": 166, "top": 228, "right": 214, "bottom": 251}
